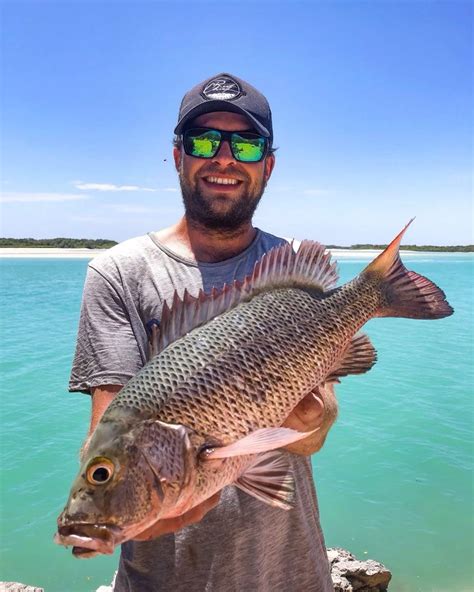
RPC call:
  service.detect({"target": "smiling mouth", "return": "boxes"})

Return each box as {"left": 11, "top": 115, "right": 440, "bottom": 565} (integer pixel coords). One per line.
{"left": 203, "top": 176, "right": 242, "bottom": 187}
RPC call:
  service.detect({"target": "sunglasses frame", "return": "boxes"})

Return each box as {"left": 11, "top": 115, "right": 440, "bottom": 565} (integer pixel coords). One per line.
{"left": 182, "top": 127, "right": 268, "bottom": 163}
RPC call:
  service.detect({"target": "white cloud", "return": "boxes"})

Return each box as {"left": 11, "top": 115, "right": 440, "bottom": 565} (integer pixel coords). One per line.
{"left": 161, "top": 187, "right": 178, "bottom": 193}
{"left": 74, "top": 182, "right": 156, "bottom": 192}
{"left": 0, "top": 192, "right": 90, "bottom": 203}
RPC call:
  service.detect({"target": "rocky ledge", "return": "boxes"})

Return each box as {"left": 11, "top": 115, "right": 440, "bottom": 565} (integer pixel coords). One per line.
{"left": 0, "top": 548, "right": 392, "bottom": 592}
{"left": 328, "top": 547, "right": 392, "bottom": 591}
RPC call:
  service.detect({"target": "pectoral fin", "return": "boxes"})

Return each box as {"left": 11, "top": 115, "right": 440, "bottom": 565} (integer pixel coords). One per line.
{"left": 235, "top": 451, "right": 295, "bottom": 510}
{"left": 202, "top": 426, "right": 318, "bottom": 460}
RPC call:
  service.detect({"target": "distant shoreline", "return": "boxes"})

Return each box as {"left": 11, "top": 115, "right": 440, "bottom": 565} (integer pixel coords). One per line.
{"left": 1, "top": 247, "right": 472, "bottom": 259}
{"left": 1, "top": 238, "right": 471, "bottom": 254}
{"left": 0, "top": 248, "right": 107, "bottom": 258}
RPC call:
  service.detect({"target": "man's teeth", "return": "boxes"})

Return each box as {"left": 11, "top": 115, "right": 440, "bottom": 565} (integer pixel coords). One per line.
{"left": 206, "top": 177, "right": 239, "bottom": 185}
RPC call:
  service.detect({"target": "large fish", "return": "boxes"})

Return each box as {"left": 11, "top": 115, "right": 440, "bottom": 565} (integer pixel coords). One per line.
{"left": 55, "top": 221, "right": 452, "bottom": 557}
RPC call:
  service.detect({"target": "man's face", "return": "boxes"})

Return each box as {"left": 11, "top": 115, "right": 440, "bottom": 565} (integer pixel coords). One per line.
{"left": 174, "top": 112, "right": 275, "bottom": 231}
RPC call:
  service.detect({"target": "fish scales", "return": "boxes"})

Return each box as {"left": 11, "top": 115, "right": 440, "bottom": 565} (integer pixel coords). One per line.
{"left": 108, "top": 280, "right": 376, "bottom": 444}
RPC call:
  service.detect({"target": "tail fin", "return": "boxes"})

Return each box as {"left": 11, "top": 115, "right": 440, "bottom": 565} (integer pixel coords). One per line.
{"left": 362, "top": 219, "right": 453, "bottom": 319}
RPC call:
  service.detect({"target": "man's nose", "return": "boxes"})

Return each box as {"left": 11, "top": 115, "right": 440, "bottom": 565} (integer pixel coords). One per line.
{"left": 212, "top": 140, "right": 235, "bottom": 165}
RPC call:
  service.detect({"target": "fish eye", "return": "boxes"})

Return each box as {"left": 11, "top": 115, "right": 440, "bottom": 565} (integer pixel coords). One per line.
{"left": 86, "top": 458, "right": 115, "bottom": 485}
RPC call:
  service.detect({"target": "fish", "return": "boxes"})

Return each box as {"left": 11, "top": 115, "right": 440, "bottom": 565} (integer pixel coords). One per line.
{"left": 55, "top": 220, "right": 453, "bottom": 558}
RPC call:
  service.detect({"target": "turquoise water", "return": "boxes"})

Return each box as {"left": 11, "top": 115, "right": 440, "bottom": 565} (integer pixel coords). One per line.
{"left": 0, "top": 254, "right": 472, "bottom": 592}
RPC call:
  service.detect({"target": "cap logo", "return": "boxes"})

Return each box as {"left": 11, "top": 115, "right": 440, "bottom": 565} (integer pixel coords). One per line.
{"left": 202, "top": 77, "right": 242, "bottom": 101}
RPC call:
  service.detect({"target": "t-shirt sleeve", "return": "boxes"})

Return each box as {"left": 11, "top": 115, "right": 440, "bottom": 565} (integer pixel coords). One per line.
{"left": 69, "top": 265, "right": 143, "bottom": 394}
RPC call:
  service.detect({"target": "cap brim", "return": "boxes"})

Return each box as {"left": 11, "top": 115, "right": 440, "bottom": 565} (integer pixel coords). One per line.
{"left": 174, "top": 100, "right": 271, "bottom": 138}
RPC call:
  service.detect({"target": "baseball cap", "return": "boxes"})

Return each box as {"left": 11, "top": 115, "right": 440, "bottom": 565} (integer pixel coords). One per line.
{"left": 174, "top": 73, "right": 273, "bottom": 146}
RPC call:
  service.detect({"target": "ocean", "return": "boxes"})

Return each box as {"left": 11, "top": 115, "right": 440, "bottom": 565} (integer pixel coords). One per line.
{"left": 0, "top": 253, "right": 472, "bottom": 592}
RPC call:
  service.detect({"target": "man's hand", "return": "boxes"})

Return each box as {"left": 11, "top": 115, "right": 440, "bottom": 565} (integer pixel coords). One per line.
{"left": 282, "top": 383, "right": 338, "bottom": 456}
{"left": 132, "top": 493, "right": 221, "bottom": 541}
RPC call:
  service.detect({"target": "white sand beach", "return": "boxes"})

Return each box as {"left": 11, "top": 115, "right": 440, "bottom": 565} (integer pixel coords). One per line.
{"left": 0, "top": 248, "right": 107, "bottom": 258}
{"left": 0, "top": 247, "right": 432, "bottom": 259}
{"left": 0, "top": 247, "right": 386, "bottom": 259}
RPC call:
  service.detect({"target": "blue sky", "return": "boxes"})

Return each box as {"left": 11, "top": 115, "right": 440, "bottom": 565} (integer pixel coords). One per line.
{"left": 1, "top": 1, "right": 472, "bottom": 245}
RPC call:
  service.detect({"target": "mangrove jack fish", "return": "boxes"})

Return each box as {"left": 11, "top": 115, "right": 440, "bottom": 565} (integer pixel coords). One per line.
{"left": 55, "top": 221, "right": 453, "bottom": 557}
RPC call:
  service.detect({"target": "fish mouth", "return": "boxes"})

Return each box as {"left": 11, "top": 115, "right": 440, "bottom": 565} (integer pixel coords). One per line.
{"left": 54, "top": 523, "right": 123, "bottom": 558}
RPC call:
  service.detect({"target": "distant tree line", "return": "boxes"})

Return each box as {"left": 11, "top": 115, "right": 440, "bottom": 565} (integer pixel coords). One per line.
{"left": 341, "top": 244, "right": 473, "bottom": 252}
{"left": 1, "top": 238, "right": 472, "bottom": 252}
{"left": 0, "top": 238, "right": 118, "bottom": 249}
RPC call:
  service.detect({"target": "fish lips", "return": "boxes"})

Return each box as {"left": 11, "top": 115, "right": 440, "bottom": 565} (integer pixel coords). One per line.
{"left": 54, "top": 523, "right": 122, "bottom": 558}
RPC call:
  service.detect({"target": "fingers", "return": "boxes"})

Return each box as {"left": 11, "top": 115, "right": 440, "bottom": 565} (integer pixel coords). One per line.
{"left": 296, "top": 390, "right": 325, "bottom": 424}
{"left": 307, "top": 393, "right": 324, "bottom": 419}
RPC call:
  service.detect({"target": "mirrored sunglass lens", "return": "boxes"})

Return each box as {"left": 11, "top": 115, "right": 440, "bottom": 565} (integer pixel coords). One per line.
{"left": 232, "top": 134, "right": 265, "bottom": 162}
{"left": 185, "top": 130, "right": 221, "bottom": 158}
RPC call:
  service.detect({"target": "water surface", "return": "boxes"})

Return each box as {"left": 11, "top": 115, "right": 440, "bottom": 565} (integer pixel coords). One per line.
{"left": 0, "top": 254, "right": 472, "bottom": 591}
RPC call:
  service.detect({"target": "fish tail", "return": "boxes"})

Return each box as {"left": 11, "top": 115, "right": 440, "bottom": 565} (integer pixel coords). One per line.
{"left": 361, "top": 219, "right": 453, "bottom": 319}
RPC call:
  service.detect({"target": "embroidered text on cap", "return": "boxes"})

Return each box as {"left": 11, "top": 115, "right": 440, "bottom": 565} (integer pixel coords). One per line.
{"left": 201, "top": 76, "right": 242, "bottom": 101}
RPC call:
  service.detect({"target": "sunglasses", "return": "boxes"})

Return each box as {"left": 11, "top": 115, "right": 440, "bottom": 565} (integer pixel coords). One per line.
{"left": 182, "top": 127, "right": 268, "bottom": 163}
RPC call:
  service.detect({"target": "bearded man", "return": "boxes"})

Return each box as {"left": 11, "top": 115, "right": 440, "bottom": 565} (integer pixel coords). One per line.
{"left": 70, "top": 73, "right": 337, "bottom": 592}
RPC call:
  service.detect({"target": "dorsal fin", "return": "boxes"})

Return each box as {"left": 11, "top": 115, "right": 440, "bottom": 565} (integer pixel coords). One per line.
{"left": 157, "top": 241, "right": 338, "bottom": 353}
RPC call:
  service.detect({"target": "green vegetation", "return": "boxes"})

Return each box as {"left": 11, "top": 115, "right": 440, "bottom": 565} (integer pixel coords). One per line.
{"left": 326, "top": 244, "right": 473, "bottom": 252}
{"left": 0, "top": 238, "right": 118, "bottom": 249}
{"left": 1, "top": 238, "right": 472, "bottom": 252}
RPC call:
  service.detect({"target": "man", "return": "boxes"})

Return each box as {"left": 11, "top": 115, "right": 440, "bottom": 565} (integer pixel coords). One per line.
{"left": 70, "top": 73, "right": 337, "bottom": 591}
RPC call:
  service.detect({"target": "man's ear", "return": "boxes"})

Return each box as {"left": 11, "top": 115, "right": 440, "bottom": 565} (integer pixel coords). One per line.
{"left": 173, "top": 147, "right": 182, "bottom": 172}
{"left": 264, "top": 153, "right": 275, "bottom": 183}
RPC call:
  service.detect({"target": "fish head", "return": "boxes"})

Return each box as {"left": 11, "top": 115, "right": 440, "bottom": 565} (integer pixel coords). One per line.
{"left": 55, "top": 418, "right": 201, "bottom": 557}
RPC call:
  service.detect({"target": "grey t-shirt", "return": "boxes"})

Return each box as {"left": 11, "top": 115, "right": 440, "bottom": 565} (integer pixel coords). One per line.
{"left": 69, "top": 229, "right": 334, "bottom": 592}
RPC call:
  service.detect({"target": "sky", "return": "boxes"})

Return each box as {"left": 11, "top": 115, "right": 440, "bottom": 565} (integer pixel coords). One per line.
{"left": 1, "top": 0, "right": 472, "bottom": 246}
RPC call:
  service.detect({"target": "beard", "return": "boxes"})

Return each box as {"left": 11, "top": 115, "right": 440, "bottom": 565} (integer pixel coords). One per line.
{"left": 178, "top": 164, "right": 267, "bottom": 231}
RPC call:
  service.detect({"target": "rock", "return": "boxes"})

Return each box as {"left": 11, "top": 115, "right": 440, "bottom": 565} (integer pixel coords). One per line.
{"left": 327, "top": 548, "right": 392, "bottom": 591}
{"left": 0, "top": 584, "right": 44, "bottom": 592}
{"left": 327, "top": 547, "right": 356, "bottom": 565}
{"left": 331, "top": 571, "right": 354, "bottom": 591}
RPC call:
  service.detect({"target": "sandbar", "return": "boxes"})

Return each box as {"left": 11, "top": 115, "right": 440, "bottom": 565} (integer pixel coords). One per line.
{"left": 0, "top": 248, "right": 107, "bottom": 258}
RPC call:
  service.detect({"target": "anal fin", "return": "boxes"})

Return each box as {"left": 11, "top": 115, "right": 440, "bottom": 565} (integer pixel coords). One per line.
{"left": 235, "top": 451, "right": 295, "bottom": 510}
{"left": 326, "top": 333, "right": 377, "bottom": 382}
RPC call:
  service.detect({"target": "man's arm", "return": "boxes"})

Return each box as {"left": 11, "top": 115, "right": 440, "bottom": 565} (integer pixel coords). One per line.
{"left": 80, "top": 385, "right": 123, "bottom": 460}
{"left": 90, "top": 385, "right": 123, "bottom": 433}
{"left": 282, "top": 383, "right": 339, "bottom": 455}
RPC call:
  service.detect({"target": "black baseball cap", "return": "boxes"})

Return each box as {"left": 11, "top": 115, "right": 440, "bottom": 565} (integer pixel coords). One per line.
{"left": 174, "top": 73, "right": 273, "bottom": 146}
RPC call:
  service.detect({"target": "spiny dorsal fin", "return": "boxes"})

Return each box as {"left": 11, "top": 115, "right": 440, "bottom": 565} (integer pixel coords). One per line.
{"left": 326, "top": 333, "right": 377, "bottom": 383}
{"left": 157, "top": 241, "right": 338, "bottom": 353}
{"left": 250, "top": 240, "right": 338, "bottom": 293}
